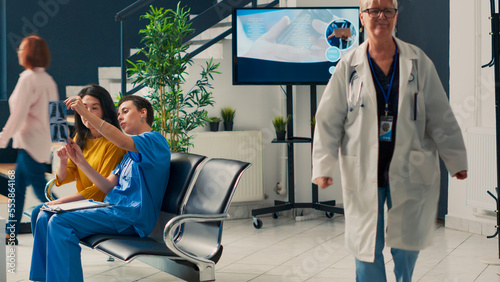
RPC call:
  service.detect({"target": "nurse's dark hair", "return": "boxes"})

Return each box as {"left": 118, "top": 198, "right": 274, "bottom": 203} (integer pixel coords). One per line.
{"left": 118, "top": 95, "right": 154, "bottom": 126}
{"left": 74, "top": 84, "right": 121, "bottom": 150}
{"left": 359, "top": 0, "right": 398, "bottom": 10}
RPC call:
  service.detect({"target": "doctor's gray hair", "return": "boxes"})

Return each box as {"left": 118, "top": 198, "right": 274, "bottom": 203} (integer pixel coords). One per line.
{"left": 359, "top": 0, "right": 398, "bottom": 11}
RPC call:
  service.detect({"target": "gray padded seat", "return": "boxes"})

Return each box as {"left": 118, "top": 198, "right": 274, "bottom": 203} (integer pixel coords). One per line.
{"left": 95, "top": 158, "right": 251, "bottom": 282}
{"left": 80, "top": 152, "right": 206, "bottom": 248}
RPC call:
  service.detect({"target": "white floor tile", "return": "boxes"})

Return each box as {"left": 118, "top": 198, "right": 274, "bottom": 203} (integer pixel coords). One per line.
{"left": 313, "top": 266, "right": 356, "bottom": 279}
{"left": 250, "top": 273, "right": 306, "bottom": 282}
{"left": 6, "top": 216, "right": 500, "bottom": 282}
{"left": 265, "top": 264, "right": 327, "bottom": 279}
{"left": 219, "top": 262, "right": 276, "bottom": 275}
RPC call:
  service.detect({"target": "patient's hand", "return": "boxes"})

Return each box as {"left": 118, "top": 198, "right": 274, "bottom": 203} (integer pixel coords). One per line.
{"left": 56, "top": 146, "right": 69, "bottom": 162}
{"left": 65, "top": 139, "right": 86, "bottom": 166}
{"left": 46, "top": 199, "right": 63, "bottom": 205}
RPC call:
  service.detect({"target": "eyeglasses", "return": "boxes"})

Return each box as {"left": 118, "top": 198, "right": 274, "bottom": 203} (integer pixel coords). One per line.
{"left": 16, "top": 48, "right": 23, "bottom": 53}
{"left": 363, "top": 8, "right": 398, "bottom": 18}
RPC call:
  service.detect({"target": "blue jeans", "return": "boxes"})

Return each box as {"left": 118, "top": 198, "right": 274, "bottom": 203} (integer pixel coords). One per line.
{"left": 355, "top": 187, "right": 419, "bottom": 282}
{"left": 5, "top": 150, "right": 48, "bottom": 236}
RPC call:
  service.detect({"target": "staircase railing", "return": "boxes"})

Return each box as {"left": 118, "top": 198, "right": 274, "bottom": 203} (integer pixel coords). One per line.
{"left": 115, "top": 0, "right": 279, "bottom": 96}
{"left": 115, "top": 0, "right": 155, "bottom": 96}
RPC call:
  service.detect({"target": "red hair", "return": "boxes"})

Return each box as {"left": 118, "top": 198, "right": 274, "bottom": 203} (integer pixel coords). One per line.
{"left": 19, "top": 36, "right": 51, "bottom": 69}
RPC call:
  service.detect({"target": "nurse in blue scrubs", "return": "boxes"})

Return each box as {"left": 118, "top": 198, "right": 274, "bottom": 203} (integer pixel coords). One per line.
{"left": 29, "top": 95, "right": 171, "bottom": 282}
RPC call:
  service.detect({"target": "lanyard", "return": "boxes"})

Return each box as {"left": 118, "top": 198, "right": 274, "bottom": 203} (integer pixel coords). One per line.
{"left": 367, "top": 44, "right": 398, "bottom": 116}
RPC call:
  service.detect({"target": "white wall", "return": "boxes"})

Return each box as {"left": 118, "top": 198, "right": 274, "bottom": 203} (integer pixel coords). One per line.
{"left": 448, "top": 1, "right": 497, "bottom": 234}
{"left": 189, "top": 38, "right": 343, "bottom": 207}
{"left": 187, "top": 0, "right": 497, "bottom": 230}
{"left": 186, "top": 0, "right": 498, "bottom": 233}
{"left": 190, "top": 39, "right": 287, "bottom": 205}
{"left": 186, "top": 0, "right": 358, "bottom": 209}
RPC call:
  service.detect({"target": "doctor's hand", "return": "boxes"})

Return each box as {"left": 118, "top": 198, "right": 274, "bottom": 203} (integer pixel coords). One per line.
{"left": 315, "top": 177, "right": 333, "bottom": 189}
{"left": 453, "top": 170, "right": 468, "bottom": 180}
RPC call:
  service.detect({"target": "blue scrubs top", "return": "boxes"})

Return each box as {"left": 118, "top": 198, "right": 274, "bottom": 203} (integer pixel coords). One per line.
{"left": 104, "top": 131, "right": 171, "bottom": 237}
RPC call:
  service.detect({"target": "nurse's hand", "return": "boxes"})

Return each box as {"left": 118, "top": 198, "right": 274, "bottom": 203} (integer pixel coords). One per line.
{"left": 315, "top": 177, "right": 333, "bottom": 189}
{"left": 64, "top": 96, "right": 85, "bottom": 114}
{"left": 453, "top": 170, "right": 468, "bottom": 180}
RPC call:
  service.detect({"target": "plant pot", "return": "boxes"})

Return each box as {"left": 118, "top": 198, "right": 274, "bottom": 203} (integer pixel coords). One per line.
{"left": 224, "top": 122, "right": 233, "bottom": 131}
{"left": 209, "top": 122, "right": 219, "bottom": 132}
{"left": 276, "top": 131, "right": 286, "bottom": 141}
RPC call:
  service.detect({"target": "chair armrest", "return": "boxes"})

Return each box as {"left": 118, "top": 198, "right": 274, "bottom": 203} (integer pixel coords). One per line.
{"left": 45, "top": 178, "right": 57, "bottom": 201}
{"left": 163, "top": 213, "right": 229, "bottom": 281}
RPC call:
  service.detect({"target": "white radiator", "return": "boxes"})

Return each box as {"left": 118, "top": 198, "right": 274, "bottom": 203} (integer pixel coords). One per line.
{"left": 466, "top": 127, "right": 497, "bottom": 211}
{"left": 190, "top": 130, "right": 264, "bottom": 202}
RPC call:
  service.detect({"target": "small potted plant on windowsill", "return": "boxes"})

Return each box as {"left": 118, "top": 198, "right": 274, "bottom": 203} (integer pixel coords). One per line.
{"left": 221, "top": 107, "right": 236, "bottom": 131}
{"left": 273, "top": 115, "right": 290, "bottom": 141}
{"left": 208, "top": 117, "right": 221, "bottom": 132}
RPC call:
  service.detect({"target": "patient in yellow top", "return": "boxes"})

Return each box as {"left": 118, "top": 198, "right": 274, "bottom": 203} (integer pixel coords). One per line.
{"left": 54, "top": 130, "right": 125, "bottom": 200}
{"left": 55, "top": 129, "right": 125, "bottom": 202}
{"left": 30, "top": 84, "right": 125, "bottom": 235}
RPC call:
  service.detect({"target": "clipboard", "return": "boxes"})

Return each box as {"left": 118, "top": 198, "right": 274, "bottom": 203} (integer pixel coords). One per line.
{"left": 41, "top": 199, "right": 111, "bottom": 213}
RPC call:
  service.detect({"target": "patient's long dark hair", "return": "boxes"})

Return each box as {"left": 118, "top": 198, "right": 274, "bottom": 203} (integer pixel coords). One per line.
{"left": 73, "top": 84, "right": 121, "bottom": 150}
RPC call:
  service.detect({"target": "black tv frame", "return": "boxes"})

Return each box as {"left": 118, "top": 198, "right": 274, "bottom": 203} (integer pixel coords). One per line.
{"left": 232, "top": 6, "right": 362, "bottom": 86}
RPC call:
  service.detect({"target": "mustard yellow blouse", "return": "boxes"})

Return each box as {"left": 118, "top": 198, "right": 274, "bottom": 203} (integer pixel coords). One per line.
{"left": 56, "top": 135, "right": 126, "bottom": 202}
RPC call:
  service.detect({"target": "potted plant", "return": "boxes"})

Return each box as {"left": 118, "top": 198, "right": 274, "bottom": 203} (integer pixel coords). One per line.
{"left": 208, "top": 117, "right": 221, "bottom": 132}
{"left": 273, "top": 115, "right": 290, "bottom": 141}
{"left": 128, "top": 4, "right": 220, "bottom": 152}
{"left": 221, "top": 107, "right": 236, "bottom": 131}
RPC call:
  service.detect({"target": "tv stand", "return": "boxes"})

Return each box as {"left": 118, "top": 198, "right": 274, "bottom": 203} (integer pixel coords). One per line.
{"left": 251, "top": 85, "right": 344, "bottom": 229}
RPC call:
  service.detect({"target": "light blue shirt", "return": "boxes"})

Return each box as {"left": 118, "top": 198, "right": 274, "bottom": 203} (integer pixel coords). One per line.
{"left": 104, "top": 131, "right": 171, "bottom": 237}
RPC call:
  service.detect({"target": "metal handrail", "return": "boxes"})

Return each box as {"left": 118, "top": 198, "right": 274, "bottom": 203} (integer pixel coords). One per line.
{"left": 115, "top": 0, "right": 155, "bottom": 21}
{"left": 116, "top": 0, "right": 279, "bottom": 97}
{"left": 182, "top": 0, "right": 255, "bottom": 44}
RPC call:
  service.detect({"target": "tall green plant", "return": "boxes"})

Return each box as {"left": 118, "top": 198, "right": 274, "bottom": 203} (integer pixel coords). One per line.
{"left": 128, "top": 3, "right": 220, "bottom": 152}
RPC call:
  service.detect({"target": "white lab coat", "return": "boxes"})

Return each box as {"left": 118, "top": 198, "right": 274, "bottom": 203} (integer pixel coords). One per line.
{"left": 312, "top": 37, "right": 467, "bottom": 262}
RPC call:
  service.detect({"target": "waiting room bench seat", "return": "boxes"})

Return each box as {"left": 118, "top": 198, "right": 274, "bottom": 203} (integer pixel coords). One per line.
{"left": 80, "top": 153, "right": 251, "bottom": 282}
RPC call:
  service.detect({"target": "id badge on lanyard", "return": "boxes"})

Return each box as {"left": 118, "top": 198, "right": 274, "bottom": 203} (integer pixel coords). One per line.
{"left": 368, "top": 45, "right": 398, "bottom": 142}
{"left": 379, "top": 115, "right": 393, "bottom": 142}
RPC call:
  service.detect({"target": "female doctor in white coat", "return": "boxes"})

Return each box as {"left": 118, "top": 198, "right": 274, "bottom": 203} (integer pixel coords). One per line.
{"left": 312, "top": 0, "right": 467, "bottom": 281}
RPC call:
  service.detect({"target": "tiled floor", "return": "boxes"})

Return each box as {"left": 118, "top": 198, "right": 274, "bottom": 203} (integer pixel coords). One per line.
{"left": 6, "top": 214, "right": 500, "bottom": 281}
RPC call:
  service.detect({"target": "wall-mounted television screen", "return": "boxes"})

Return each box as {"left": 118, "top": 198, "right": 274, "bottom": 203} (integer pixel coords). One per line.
{"left": 232, "top": 7, "right": 361, "bottom": 85}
